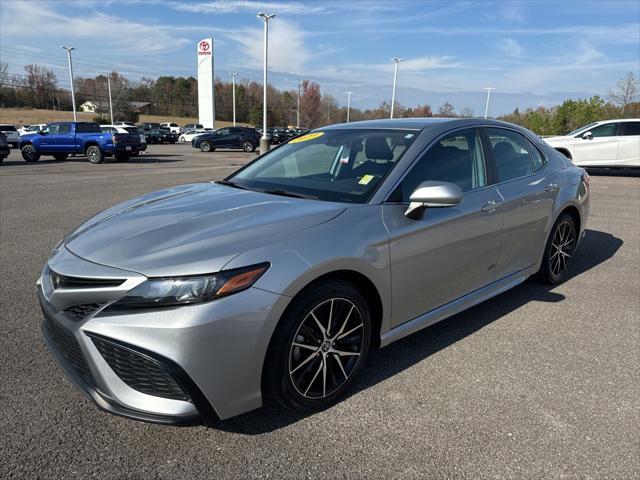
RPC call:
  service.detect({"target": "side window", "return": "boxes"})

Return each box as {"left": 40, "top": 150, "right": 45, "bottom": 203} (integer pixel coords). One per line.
{"left": 47, "top": 124, "right": 59, "bottom": 135}
{"left": 620, "top": 122, "right": 640, "bottom": 136}
{"left": 392, "top": 128, "right": 487, "bottom": 202}
{"left": 486, "top": 128, "right": 533, "bottom": 182}
{"left": 58, "top": 124, "right": 71, "bottom": 134}
{"left": 525, "top": 138, "right": 547, "bottom": 171}
{"left": 229, "top": 128, "right": 242, "bottom": 135}
{"left": 589, "top": 123, "right": 618, "bottom": 137}
{"left": 218, "top": 128, "right": 230, "bottom": 136}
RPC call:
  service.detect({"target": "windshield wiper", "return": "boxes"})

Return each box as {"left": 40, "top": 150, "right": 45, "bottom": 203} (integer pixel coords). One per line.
{"left": 261, "top": 188, "right": 317, "bottom": 200}
{"left": 215, "top": 179, "right": 248, "bottom": 190}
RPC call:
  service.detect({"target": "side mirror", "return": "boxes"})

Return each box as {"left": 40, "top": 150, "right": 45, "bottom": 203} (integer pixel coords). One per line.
{"left": 582, "top": 131, "right": 593, "bottom": 140}
{"left": 405, "top": 181, "right": 463, "bottom": 220}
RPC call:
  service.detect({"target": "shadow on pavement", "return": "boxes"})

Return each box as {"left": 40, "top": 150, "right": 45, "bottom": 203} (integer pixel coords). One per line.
{"left": 212, "top": 228, "right": 623, "bottom": 434}
{"left": 585, "top": 167, "right": 639, "bottom": 177}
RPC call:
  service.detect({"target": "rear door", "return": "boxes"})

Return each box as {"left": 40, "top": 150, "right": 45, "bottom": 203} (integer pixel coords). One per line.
{"left": 484, "top": 127, "right": 557, "bottom": 279}
{"left": 573, "top": 122, "right": 620, "bottom": 166}
{"left": 616, "top": 121, "right": 640, "bottom": 167}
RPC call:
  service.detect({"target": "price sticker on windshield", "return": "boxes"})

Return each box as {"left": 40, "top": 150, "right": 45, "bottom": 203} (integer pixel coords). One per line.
{"left": 289, "top": 132, "right": 324, "bottom": 143}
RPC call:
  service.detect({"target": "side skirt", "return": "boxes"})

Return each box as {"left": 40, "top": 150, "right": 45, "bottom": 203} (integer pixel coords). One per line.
{"left": 380, "top": 265, "right": 538, "bottom": 348}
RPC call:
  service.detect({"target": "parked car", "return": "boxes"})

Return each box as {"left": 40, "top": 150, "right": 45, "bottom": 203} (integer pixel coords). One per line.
{"left": 19, "top": 122, "right": 144, "bottom": 163}
{"left": 178, "top": 129, "right": 208, "bottom": 143}
{"left": 139, "top": 122, "right": 162, "bottom": 132}
{"left": 101, "top": 125, "right": 147, "bottom": 156}
{"left": 38, "top": 118, "right": 589, "bottom": 424}
{"left": 192, "top": 127, "right": 260, "bottom": 152}
{"left": 144, "top": 128, "right": 178, "bottom": 144}
{"left": 267, "top": 127, "right": 287, "bottom": 145}
{"left": 0, "top": 132, "right": 9, "bottom": 162}
{"left": 17, "top": 124, "right": 30, "bottom": 135}
{"left": 181, "top": 123, "right": 204, "bottom": 133}
{"left": 544, "top": 118, "right": 640, "bottom": 168}
{"left": 20, "top": 124, "right": 48, "bottom": 136}
{"left": 0, "top": 124, "right": 20, "bottom": 147}
{"left": 160, "top": 122, "right": 181, "bottom": 134}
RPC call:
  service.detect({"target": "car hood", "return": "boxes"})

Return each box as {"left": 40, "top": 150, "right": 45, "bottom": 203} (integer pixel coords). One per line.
{"left": 544, "top": 135, "right": 574, "bottom": 144}
{"left": 64, "top": 183, "right": 346, "bottom": 277}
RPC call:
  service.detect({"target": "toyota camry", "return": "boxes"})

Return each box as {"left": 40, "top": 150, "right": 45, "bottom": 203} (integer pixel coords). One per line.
{"left": 39, "top": 118, "right": 589, "bottom": 425}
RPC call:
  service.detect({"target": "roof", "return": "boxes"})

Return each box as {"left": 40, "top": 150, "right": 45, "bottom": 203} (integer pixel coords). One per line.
{"left": 129, "top": 101, "right": 151, "bottom": 108}
{"left": 320, "top": 117, "right": 522, "bottom": 131}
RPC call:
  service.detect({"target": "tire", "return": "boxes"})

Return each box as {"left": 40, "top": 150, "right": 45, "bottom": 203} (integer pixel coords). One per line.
{"left": 114, "top": 154, "right": 130, "bottom": 163}
{"left": 537, "top": 213, "right": 578, "bottom": 284}
{"left": 263, "top": 279, "right": 372, "bottom": 413}
{"left": 85, "top": 145, "right": 104, "bottom": 164}
{"left": 199, "top": 140, "right": 213, "bottom": 152}
{"left": 21, "top": 144, "right": 40, "bottom": 162}
{"left": 241, "top": 140, "right": 254, "bottom": 152}
{"left": 170, "top": 140, "right": 176, "bottom": 144}
{"left": 53, "top": 154, "right": 68, "bottom": 161}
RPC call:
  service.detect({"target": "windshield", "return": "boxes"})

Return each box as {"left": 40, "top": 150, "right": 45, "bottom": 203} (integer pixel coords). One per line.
{"left": 228, "top": 129, "right": 418, "bottom": 204}
{"left": 566, "top": 122, "right": 598, "bottom": 137}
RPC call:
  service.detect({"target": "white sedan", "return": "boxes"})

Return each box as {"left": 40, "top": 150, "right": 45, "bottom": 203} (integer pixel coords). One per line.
{"left": 178, "top": 129, "right": 208, "bottom": 143}
{"left": 544, "top": 119, "right": 639, "bottom": 167}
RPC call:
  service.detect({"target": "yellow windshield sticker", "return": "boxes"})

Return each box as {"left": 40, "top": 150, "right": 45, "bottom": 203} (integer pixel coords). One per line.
{"left": 359, "top": 175, "right": 374, "bottom": 185}
{"left": 289, "top": 132, "right": 324, "bottom": 143}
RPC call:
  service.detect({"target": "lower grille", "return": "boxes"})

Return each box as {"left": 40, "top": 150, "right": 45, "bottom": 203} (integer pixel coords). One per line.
{"left": 45, "top": 318, "right": 95, "bottom": 387}
{"left": 90, "top": 336, "right": 189, "bottom": 401}
{"left": 64, "top": 303, "right": 102, "bottom": 321}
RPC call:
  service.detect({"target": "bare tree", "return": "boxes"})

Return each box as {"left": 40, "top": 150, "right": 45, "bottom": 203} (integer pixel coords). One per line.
{"left": 608, "top": 72, "right": 639, "bottom": 115}
{"left": 438, "top": 101, "right": 455, "bottom": 117}
{"left": 459, "top": 107, "right": 475, "bottom": 118}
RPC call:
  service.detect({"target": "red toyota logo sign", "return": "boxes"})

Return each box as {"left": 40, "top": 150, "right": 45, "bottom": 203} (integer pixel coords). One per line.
{"left": 198, "top": 40, "right": 212, "bottom": 56}
{"left": 199, "top": 41, "right": 210, "bottom": 51}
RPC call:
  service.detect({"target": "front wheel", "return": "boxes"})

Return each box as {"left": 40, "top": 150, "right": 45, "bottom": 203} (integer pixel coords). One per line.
{"left": 85, "top": 145, "right": 104, "bottom": 164}
{"left": 241, "top": 140, "right": 254, "bottom": 152}
{"left": 199, "top": 140, "right": 213, "bottom": 152}
{"left": 537, "top": 213, "right": 577, "bottom": 284}
{"left": 21, "top": 145, "right": 40, "bottom": 162}
{"left": 264, "top": 280, "right": 371, "bottom": 413}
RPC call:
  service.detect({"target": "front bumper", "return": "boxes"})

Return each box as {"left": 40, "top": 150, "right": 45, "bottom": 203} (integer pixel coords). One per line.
{"left": 39, "top": 246, "right": 289, "bottom": 424}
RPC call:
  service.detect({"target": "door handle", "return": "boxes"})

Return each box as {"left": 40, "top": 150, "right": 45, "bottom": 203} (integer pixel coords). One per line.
{"left": 482, "top": 200, "right": 503, "bottom": 213}
{"left": 544, "top": 183, "right": 559, "bottom": 193}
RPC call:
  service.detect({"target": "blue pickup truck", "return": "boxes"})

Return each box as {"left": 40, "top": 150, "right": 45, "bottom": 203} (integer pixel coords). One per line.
{"left": 18, "top": 122, "right": 144, "bottom": 164}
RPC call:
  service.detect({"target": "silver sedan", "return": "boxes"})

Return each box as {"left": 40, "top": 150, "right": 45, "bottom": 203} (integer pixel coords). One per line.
{"left": 38, "top": 118, "right": 589, "bottom": 424}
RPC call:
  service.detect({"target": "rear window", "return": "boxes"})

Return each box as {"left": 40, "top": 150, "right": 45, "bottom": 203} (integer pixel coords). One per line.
{"left": 621, "top": 122, "right": 640, "bottom": 136}
{"left": 0, "top": 125, "right": 17, "bottom": 132}
{"left": 76, "top": 123, "right": 103, "bottom": 133}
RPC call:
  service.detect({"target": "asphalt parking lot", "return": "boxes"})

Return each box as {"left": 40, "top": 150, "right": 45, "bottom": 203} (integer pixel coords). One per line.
{"left": 1, "top": 144, "right": 638, "bottom": 479}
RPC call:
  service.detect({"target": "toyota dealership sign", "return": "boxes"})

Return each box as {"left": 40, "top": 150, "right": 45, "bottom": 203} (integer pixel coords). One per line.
{"left": 197, "top": 38, "right": 215, "bottom": 129}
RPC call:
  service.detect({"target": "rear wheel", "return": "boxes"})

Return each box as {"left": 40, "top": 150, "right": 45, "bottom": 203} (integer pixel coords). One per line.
{"left": 537, "top": 213, "right": 577, "bottom": 284}
{"left": 199, "top": 140, "right": 213, "bottom": 152}
{"left": 241, "top": 140, "right": 254, "bottom": 152}
{"left": 85, "top": 145, "right": 104, "bottom": 164}
{"left": 264, "top": 280, "right": 371, "bottom": 413}
{"left": 21, "top": 144, "right": 40, "bottom": 162}
{"left": 53, "top": 153, "right": 68, "bottom": 161}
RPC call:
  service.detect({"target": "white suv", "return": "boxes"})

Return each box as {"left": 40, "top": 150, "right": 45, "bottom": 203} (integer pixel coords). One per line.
{"left": 0, "top": 124, "right": 20, "bottom": 147}
{"left": 544, "top": 119, "right": 639, "bottom": 167}
{"left": 160, "top": 122, "right": 181, "bottom": 134}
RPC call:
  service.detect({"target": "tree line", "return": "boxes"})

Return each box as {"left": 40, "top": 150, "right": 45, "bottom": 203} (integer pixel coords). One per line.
{"left": 0, "top": 62, "right": 637, "bottom": 133}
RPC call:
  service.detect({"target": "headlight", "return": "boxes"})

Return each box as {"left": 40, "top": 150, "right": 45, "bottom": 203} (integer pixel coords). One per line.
{"left": 109, "top": 263, "right": 269, "bottom": 310}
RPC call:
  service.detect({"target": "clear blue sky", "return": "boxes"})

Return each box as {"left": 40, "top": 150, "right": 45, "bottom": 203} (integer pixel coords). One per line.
{"left": 1, "top": 0, "right": 639, "bottom": 113}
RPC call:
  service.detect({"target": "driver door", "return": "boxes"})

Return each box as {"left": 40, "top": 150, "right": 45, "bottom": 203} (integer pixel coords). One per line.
{"left": 382, "top": 128, "right": 503, "bottom": 327}
{"left": 573, "top": 122, "right": 620, "bottom": 165}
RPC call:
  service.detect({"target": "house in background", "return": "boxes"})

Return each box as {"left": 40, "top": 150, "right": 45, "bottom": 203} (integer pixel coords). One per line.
{"left": 79, "top": 101, "right": 98, "bottom": 113}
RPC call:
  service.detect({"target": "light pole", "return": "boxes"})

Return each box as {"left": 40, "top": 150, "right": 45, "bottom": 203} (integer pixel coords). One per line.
{"left": 229, "top": 72, "right": 239, "bottom": 126}
{"left": 484, "top": 87, "right": 495, "bottom": 119}
{"left": 296, "top": 79, "right": 302, "bottom": 128}
{"left": 61, "top": 46, "right": 77, "bottom": 121}
{"left": 257, "top": 12, "right": 275, "bottom": 154}
{"left": 346, "top": 91, "right": 353, "bottom": 123}
{"left": 107, "top": 75, "right": 114, "bottom": 124}
{"left": 390, "top": 57, "right": 403, "bottom": 119}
